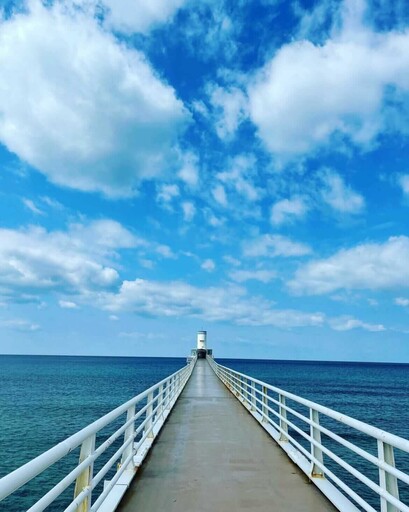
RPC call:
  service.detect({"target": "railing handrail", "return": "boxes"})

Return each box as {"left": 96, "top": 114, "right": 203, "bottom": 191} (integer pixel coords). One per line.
{"left": 214, "top": 360, "right": 409, "bottom": 453}
{"left": 0, "top": 358, "right": 196, "bottom": 509}
{"left": 208, "top": 357, "right": 409, "bottom": 512}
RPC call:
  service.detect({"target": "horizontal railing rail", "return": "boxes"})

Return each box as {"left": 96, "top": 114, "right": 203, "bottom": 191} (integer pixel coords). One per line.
{"left": 0, "top": 357, "right": 196, "bottom": 512}
{"left": 207, "top": 357, "right": 409, "bottom": 512}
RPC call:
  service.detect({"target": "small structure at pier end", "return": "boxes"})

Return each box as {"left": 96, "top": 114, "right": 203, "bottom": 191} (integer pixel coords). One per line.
{"left": 188, "top": 330, "right": 213, "bottom": 360}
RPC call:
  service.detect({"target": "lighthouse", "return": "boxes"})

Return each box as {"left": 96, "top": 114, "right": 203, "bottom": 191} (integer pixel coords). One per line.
{"left": 196, "top": 331, "right": 207, "bottom": 358}
{"left": 188, "top": 330, "right": 213, "bottom": 360}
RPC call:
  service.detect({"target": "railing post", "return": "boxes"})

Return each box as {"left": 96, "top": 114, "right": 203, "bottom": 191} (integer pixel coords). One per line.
{"left": 228, "top": 372, "right": 232, "bottom": 389}
{"left": 261, "top": 386, "right": 268, "bottom": 422}
{"left": 167, "top": 379, "right": 172, "bottom": 409}
{"left": 250, "top": 381, "right": 256, "bottom": 411}
{"left": 74, "top": 433, "right": 96, "bottom": 512}
{"left": 378, "top": 440, "right": 399, "bottom": 512}
{"left": 228, "top": 371, "right": 234, "bottom": 391}
{"left": 310, "top": 409, "right": 324, "bottom": 478}
{"left": 165, "top": 379, "right": 172, "bottom": 409}
{"left": 279, "top": 394, "right": 288, "bottom": 442}
{"left": 121, "top": 405, "right": 135, "bottom": 471}
{"left": 146, "top": 392, "right": 154, "bottom": 438}
{"left": 158, "top": 384, "right": 164, "bottom": 418}
{"left": 170, "top": 376, "right": 175, "bottom": 402}
{"left": 237, "top": 375, "right": 242, "bottom": 398}
{"left": 245, "top": 378, "right": 251, "bottom": 405}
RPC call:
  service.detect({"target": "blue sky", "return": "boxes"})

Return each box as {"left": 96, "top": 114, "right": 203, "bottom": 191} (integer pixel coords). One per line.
{"left": 0, "top": 0, "right": 409, "bottom": 360}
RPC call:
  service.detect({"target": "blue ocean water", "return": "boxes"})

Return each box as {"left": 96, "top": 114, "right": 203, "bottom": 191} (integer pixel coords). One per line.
{"left": 1, "top": 355, "right": 409, "bottom": 511}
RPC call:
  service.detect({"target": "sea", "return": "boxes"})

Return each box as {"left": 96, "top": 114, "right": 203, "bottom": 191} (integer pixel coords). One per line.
{"left": 1, "top": 355, "right": 409, "bottom": 511}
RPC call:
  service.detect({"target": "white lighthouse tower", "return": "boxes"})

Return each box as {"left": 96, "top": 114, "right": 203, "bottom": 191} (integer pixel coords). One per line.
{"left": 197, "top": 330, "right": 207, "bottom": 351}
{"left": 188, "top": 330, "right": 212, "bottom": 360}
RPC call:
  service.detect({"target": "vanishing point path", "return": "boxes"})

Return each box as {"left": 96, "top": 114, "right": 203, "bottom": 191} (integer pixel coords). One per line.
{"left": 117, "top": 359, "right": 336, "bottom": 511}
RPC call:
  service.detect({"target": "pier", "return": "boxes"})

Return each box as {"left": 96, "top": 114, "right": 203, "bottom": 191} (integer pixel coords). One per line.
{"left": 117, "top": 359, "right": 334, "bottom": 511}
{"left": 1, "top": 335, "right": 409, "bottom": 511}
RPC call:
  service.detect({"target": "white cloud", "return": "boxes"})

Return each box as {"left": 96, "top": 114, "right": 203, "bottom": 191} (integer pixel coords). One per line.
{"left": 109, "top": 314, "right": 119, "bottom": 321}
{"left": 99, "top": 278, "right": 324, "bottom": 328}
{"left": 191, "top": 99, "right": 209, "bottom": 117}
{"left": 178, "top": 151, "right": 199, "bottom": 187}
{"left": 223, "top": 255, "right": 241, "bottom": 267}
{"left": 201, "top": 259, "right": 215, "bottom": 272}
{"left": 217, "top": 154, "right": 261, "bottom": 203}
{"left": 40, "top": 196, "right": 64, "bottom": 210}
{"left": 59, "top": 300, "right": 79, "bottom": 309}
{"left": 155, "top": 244, "right": 176, "bottom": 259}
{"left": 229, "top": 269, "right": 277, "bottom": 283}
{"left": 0, "top": 219, "right": 138, "bottom": 301}
{"left": 329, "top": 316, "right": 385, "bottom": 332}
{"left": 212, "top": 184, "right": 228, "bottom": 207}
{"left": 118, "top": 331, "right": 165, "bottom": 340}
{"left": 0, "top": 2, "right": 188, "bottom": 197}
{"left": 209, "top": 85, "right": 247, "bottom": 140}
{"left": 181, "top": 4, "right": 238, "bottom": 63}
{"left": 204, "top": 209, "right": 224, "bottom": 227}
{"left": 320, "top": 170, "right": 365, "bottom": 213}
{"left": 289, "top": 235, "right": 409, "bottom": 295}
{"left": 271, "top": 196, "right": 308, "bottom": 225}
{"left": 294, "top": 0, "right": 338, "bottom": 41}
{"left": 22, "top": 198, "right": 44, "bottom": 216}
{"left": 157, "top": 184, "right": 180, "bottom": 204}
{"left": 101, "top": 0, "right": 188, "bottom": 34}
{"left": 0, "top": 318, "right": 40, "bottom": 331}
{"left": 68, "top": 219, "right": 138, "bottom": 250}
{"left": 139, "top": 258, "right": 154, "bottom": 269}
{"left": 398, "top": 174, "right": 409, "bottom": 195}
{"left": 243, "top": 234, "right": 312, "bottom": 258}
{"left": 247, "top": 0, "right": 409, "bottom": 157}
{"left": 395, "top": 297, "right": 409, "bottom": 307}
{"left": 181, "top": 201, "right": 196, "bottom": 222}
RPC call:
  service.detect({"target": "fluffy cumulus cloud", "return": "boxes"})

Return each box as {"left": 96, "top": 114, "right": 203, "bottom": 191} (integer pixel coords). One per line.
{"left": 289, "top": 235, "right": 409, "bottom": 295}
{"left": 100, "top": 0, "right": 188, "bottom": 34}
{"left": 243, "top": 234, "right": 311, "bottom": 258}
{"left": 100, "top": 278, "right": 325, "bottom": 328}
{"left": 0, "top": 1, "right": 188, "bottom": 197}
{"left": 271, "top": 196, "right": 308, "bottom": 225}
{"left": 329, "top": 316, "right": 385, "bottom": 332}
{"left": 0, "top": 219, "right": 138, "bottom": 301}
{"left": 247, "top": 0, "right": 409, "bottom": 157}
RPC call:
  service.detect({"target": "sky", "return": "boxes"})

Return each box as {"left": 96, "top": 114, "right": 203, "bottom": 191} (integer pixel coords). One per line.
{"left": 0, "top": 0, "right": 409, "bottom": 361}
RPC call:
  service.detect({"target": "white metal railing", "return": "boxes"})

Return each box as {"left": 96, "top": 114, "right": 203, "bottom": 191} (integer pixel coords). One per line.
{"left": 207, "top": 357, "right": 409, "bottom": 512}
{"left": 0, "top": 358, "right": 196, "bottom": 512}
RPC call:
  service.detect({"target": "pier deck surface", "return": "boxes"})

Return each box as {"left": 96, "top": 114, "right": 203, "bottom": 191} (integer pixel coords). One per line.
{"left": 117, "top": 359, "right": 337, "bottom": 512}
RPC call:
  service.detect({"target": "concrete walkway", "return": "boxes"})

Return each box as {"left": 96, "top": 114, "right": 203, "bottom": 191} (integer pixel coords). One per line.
{"left": 117, "top": 359, "right": 337, "bottom": 512}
